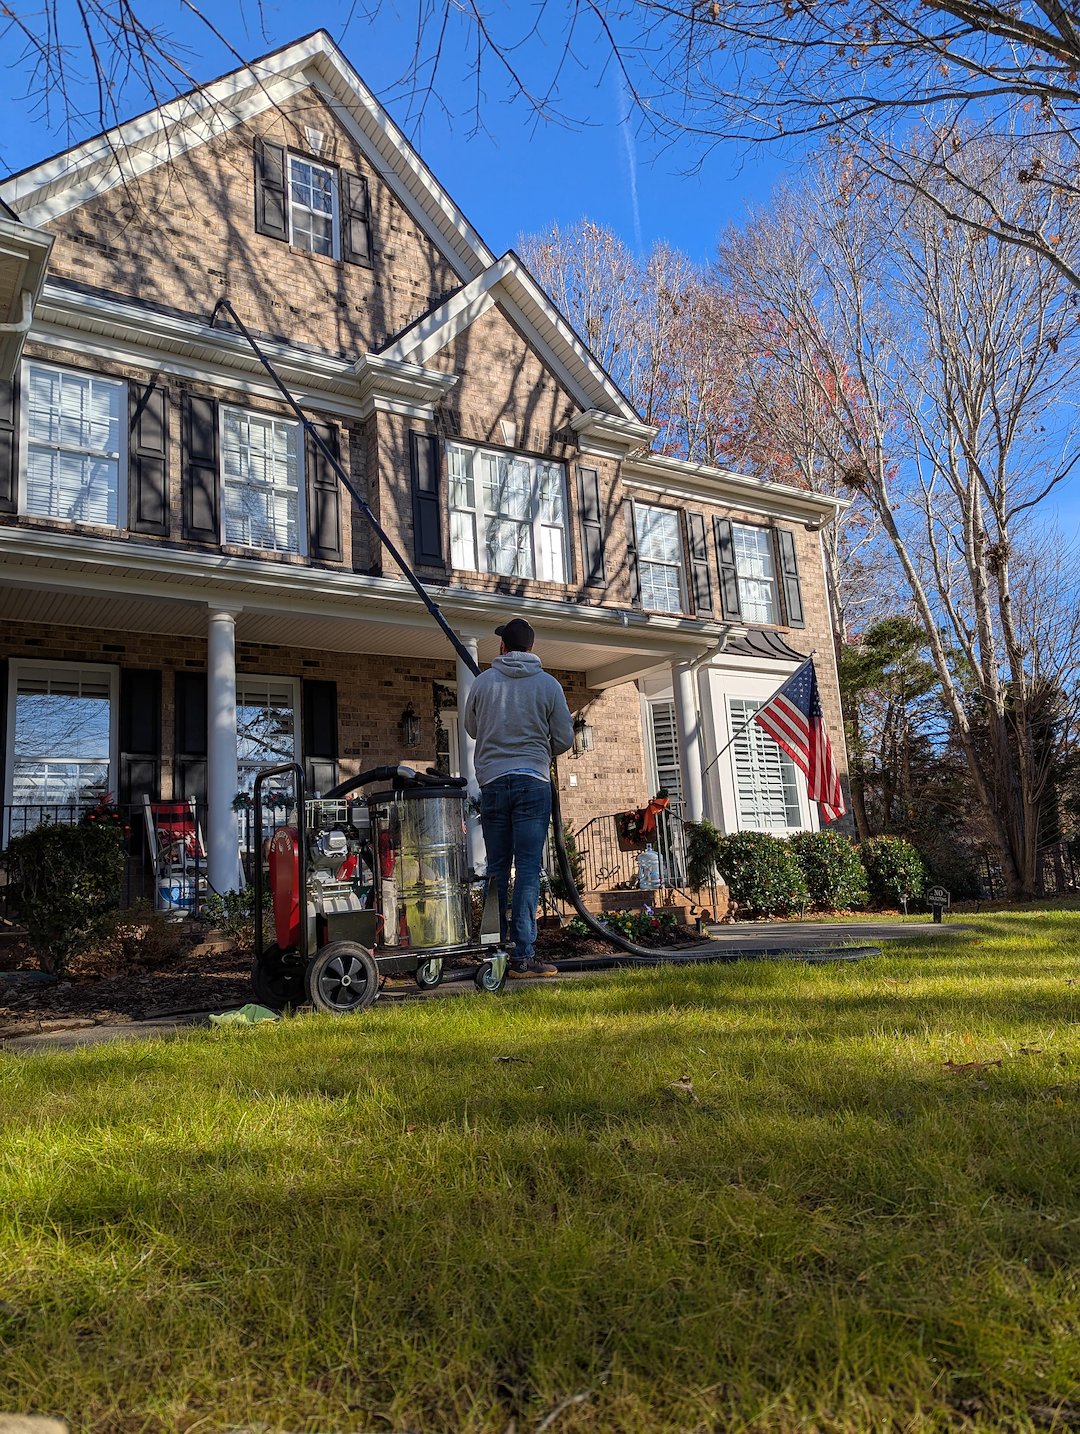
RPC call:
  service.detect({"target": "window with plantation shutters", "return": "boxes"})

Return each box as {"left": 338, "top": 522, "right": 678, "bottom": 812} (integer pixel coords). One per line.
{"left": 5, "top": 661, "right": 117, "bottom": 831}
{"left": 447, "top": 440, "right": 569, "bottom": 582}
{"left": 728, "top": 696, "right": 802, "bottom": 831}
{"left": 23, "top": 363, "right": 125, "bottom": 527}
{"left": 221, "top": 405, "right": 305, "bottom": 555}
{"left": 633, "top": 503, "right": 684, "bottom": 614}
{"left": 647, "top": 700, "right": 683, "bottom": 804}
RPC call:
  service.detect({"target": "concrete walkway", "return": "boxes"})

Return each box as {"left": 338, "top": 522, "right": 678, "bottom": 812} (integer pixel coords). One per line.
{"left": 1, "top": 918, "right": 966, "bottom": 1053}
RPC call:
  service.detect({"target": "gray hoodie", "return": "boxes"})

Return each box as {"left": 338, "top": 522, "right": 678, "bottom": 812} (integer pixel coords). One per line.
{"left": 463, "top": 652, "right": 575, "bottom": 786}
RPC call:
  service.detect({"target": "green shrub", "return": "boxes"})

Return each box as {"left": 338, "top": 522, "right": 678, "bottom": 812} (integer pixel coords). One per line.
{"left": 683, "top": 819, "right": 724, "bottom": 891}
{"left": 859, "top": 835, "right": 926, "bottom": 908}
{"left": 789, "top": 830, "right": 868, "bottom": 911}
{"left": 714, "top": 831, "right": 809, "bottom": 918}
{"left": 199, "top": 887, "right": 256, "bottom": 949}
{"left": 3, "top": 819, "right": 126, "bottom": 975}
{"left": 566, "top": 909, "right": 680, "bottom": 945}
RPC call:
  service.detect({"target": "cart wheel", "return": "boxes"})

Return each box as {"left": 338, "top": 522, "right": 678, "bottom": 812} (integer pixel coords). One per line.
{"left": 251, "top": 943, "right": 306, "bottom": 1011}
{"left": 415, "top": 957, "right": 443, "bottom": 990}
{"left": 475, "top": 957, "right": 507, "bottom": 994}
{"left": 305, "top": 941, "right": 379, "bottom": 1016}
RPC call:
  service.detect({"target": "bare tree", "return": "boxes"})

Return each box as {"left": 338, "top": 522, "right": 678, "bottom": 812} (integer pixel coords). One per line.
{"left": 723, "top": 151, "right": 1080, "bottom": 896}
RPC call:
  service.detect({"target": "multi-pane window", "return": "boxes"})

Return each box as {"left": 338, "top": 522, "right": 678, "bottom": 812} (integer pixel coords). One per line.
{"left": 221, "top": 406, "right": 304, "bottom": 554}
{"left": 729, "top": 696, "right": 802, "bottom": 830}
{"left": 635, "top": 504, "right": 684, "bottom": 614}
{"left": 289, "top": 155, "right": 337, "bottom": 257}
{"left": 732, "top": 524, "right": 779, "bottom": 624}
{"left": 235, "top": 677, "right": 299, "bottom": 796}
{"left": 23, "top": 363, "right": 124, "bottom": 527}
{"left": 6, "top": 663, "right": 115, "bottom": 829}
{"left": 448, "top": 442, "right": 569, "bottom": 583}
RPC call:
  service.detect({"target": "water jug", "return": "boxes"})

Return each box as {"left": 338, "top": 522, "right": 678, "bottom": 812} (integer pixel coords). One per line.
{"left": 638, "top": 843, "right": 661, "bottom": 890}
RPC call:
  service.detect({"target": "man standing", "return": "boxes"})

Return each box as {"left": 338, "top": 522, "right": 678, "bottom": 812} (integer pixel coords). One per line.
{"left": 464, "top": 617, "right": 575, "bottom": 977}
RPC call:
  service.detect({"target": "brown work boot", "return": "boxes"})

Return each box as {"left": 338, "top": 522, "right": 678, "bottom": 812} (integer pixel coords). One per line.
{"left": 508, "top": 957, "right": 559, "bottom": 978}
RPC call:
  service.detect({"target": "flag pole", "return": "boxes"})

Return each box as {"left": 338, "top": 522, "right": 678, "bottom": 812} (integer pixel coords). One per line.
{"left": 699, "top": 654, "right": 815, "bottom": 785}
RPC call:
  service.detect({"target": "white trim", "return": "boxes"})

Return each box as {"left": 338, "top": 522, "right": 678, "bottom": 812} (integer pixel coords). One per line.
{"left": 286, "top": 151, "right": 340, "bottom": 260}
{"left": 1, "top": 33, "right": 494, "bottom": 283}
{"left": 18, "top": 357, "right": 128, "bottom": 529}
{"left": 621, "top": 454, "right": 846, "bottom": 524}
{"left": 4, "top": 657, "right": 120, "bottom": 822}
{"left": 382, "top": 252, "right": 641, "bottom": 422}
{"left": 235, "top": 671, "right": 302, "bottom": 776}
{"left": 0, "top": 215, "right": 54, "bottom": 381}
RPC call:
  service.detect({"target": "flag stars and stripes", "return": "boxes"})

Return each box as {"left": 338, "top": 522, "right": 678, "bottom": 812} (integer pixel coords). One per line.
{"left": 752, "top": 658, "right": 845, "bottom": 823}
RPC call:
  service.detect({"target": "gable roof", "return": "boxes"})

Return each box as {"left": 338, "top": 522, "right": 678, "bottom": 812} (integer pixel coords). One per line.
{"left": 380, "top": 250, "right": 651, "bottom": 427}
{"left": 0, "top": 30, "right": 495, "bottom": 284}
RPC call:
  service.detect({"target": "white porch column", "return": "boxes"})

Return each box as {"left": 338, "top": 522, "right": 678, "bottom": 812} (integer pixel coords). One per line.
{"left": 207, "top": 604, "right": 242, "bottom": 894}
{"left": 455, "top": 635, "right": 486, "bottom": 874}
{"left": 672, "top": 658, "right": 705, "bottom": 822}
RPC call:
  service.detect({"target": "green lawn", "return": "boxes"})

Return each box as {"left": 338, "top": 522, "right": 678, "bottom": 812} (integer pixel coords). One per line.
{"left": 1, "top": 908, "right": 1079, "bottom": 1434}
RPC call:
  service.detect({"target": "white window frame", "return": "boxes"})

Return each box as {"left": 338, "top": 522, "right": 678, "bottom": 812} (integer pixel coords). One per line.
{"left": 727, "top": 694, "right": 806, "bottom": 832}
{"left": 634, "top": 503, "right": 685, "bottom": 614}
{"left": 731, "top": 522, "right": 780, "bottom": 626}
{"left": 19, "top": 360, "right": 127, "bottom": 529}
{"left": 219, "top": 404, "right": 307, "bottom": 556}
{"left": 288, "top": 153, "right": 340, "bottom": 259}
{"left": 447, "top": 441, "right": 570, "bottom": 584}
{"left": 235, "top": 674, "right": 302, "bottom": 794}
{"left": 4, "top": 660, "right": 120, "bottom": 835}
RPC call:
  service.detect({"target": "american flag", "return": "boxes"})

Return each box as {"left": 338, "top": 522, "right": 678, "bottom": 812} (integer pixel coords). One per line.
{"left": 753, "top": 658, "right": 846, "bottom": 823}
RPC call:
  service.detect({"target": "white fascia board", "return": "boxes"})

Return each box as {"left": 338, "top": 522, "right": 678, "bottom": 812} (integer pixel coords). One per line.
{"left": 0, "top": 216, "right": 53, "bottom": 380}
{"left": 571, "top": 409, "right": 659, "bottom": 458}
{"left": 32, "top": 285, "right": 456, "bottom": 418}
{"left": 1, "top": 32, "right": 494, "bottom": 284}
{"left": 382, "top": 252, "right": 642, "bottom": 422}
{"left": 0, "top": 526, "right": 728, "bottom": 656}
{"left": 621, "top": 454, "right": 847, "bottom": 524}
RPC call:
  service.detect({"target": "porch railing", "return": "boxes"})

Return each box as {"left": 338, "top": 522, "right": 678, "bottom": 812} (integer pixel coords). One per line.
{"left": 566, "top": 800, "right": 688, "bottom": 894}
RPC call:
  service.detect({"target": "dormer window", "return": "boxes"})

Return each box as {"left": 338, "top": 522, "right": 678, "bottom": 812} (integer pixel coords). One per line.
{"left": 254, "top": 138, "right": 373, "bottom": 267}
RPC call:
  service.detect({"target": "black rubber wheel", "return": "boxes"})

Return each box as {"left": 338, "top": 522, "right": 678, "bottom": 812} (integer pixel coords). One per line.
{"left": 475, "top": 957, "right": 507, "bottom": 994}
{"left": 415, "top": 957, "right": 443, "bottom": 990}
{"left": 305, "top": 941, "right": 379, "bottom": 1015}
{"left": 251, "top": 943, "right": 306, "bottom": 1011}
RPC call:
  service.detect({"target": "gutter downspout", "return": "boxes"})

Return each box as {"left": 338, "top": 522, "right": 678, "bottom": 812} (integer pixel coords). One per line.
{"left": 0, "top": 290, "right": 33, "bottom": 335}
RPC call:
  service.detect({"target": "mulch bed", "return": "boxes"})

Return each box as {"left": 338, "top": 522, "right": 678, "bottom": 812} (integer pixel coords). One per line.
{"left": 0, "top": 923, "right": 701, "bottom": 1038}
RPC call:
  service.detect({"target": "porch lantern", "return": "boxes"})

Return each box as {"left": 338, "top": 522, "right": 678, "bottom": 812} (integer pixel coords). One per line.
{"left": 399, "top": 702, "right": 421, "bottom": 749}
{"left": 572, "top": 713, "right": 594, "bottom": 758}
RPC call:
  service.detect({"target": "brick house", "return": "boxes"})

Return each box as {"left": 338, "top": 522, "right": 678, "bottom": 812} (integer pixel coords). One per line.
{"left": 0, "top": 31, "right": 847, "bottom": 897}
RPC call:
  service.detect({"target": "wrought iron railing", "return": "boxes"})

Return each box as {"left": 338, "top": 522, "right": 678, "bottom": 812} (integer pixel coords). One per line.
{"left": 564, "top": 801, "right": 688, "bottom": 895}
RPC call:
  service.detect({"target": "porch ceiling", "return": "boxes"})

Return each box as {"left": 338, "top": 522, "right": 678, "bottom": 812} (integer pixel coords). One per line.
{"left": 0, "top": 572, "right": 682, "bottom": 681}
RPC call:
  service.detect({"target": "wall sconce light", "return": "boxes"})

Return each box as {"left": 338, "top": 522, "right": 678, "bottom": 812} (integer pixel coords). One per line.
{"left": 399, "top": 702, "right": 421, "bottom": 749}
{"left": 572, "top": 714, "right": 594, "bottom": 758}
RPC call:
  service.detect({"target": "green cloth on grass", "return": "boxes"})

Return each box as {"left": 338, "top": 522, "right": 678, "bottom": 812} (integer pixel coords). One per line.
{"left": 209, "top": 1003, "right": 281, "bottom": 1026}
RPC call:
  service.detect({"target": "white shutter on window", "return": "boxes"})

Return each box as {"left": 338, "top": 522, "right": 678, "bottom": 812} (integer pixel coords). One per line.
{"left": 729, "top": 697, "right": 802, "bottom": 830}
{"left": 25, "top": 365, "right": 122, "bottom": 527}
{"left": 648, "top": 700, "right": 683, "bottom": 802}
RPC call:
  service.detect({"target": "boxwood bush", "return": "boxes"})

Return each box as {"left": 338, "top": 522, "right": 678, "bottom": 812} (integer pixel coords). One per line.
{"left": 3, "top": 818, "right": 126, "bottom": 975}
{"left": 714, "top": 831, "right": 809, "bottom": 918}
{"left": 859, "top": 835, "right": 926, "bottom": 909}
{"left": 789, "top": 830, "right": 868, "bottom": 911}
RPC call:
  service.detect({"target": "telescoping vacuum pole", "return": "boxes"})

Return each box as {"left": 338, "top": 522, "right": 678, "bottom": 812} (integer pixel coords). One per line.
{"left": 209, "top": 300, "right": 665, "bottom": 960}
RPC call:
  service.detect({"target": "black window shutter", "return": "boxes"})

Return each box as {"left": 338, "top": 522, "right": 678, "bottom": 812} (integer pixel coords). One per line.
{"left": 254, "top": 137, "right": 289, "bottom": 242}
{"left": 341, "top": 171, "right": 374, "bottom": 267}
{"left": 714, "top": 517, "right": 742, "bottom": 621}
{"left": 410, "top": 431, "right": 444, "bottom": 568}
{"left": 303, "top": 679, "right": 339, "bottom": 795}
{"left": 775, "top": 527, "right": 806, "bottom": 628}
{"left": 181, "top": 393, "right": 219, "bottom": 542}
{"left": 119, "top": 668, "right": 161, "bottom": 804}
{"left": 129, "top": 381, "right": 169, "bottom": 536}
{"left": 687, "top": 511, "right": 712, "bottom": 616}
{"left": 0, "top": 378, "right": 17, "bottom": 515}
{"left": 306, "top": 421, "right": 343, "bottom": 561}
{"left": 624, "top": 498, "right": 641, "bottom": 605}
{"left": 577, "top": 466, "right": 605, "bottom": 587}
{"left": 175, "top": 670, "right": 208, "bottom": 806}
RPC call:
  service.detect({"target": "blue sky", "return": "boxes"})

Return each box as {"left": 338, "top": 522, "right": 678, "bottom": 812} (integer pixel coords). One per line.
{"left": 0, "top": 1, "right": 1076, "bottom": 537}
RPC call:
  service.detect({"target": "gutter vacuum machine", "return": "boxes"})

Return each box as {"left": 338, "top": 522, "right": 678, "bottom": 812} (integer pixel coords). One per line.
{"left": 209, "top": 300, "right": 870, "bottom": 1015}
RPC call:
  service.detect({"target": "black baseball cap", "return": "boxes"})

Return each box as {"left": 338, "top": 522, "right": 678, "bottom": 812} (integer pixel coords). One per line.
{"left": 495, "top": 617, "right": 535, "bottom": 651}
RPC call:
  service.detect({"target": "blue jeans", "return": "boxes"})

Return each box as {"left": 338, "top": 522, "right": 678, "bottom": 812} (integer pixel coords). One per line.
{"left": 480, "top": 774, "right": 551, "bottom": 962}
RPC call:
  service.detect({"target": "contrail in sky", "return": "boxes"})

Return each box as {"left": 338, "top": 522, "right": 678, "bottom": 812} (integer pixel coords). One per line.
{"left": 616, "top": 69, "right": 643, "bottom": 252}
